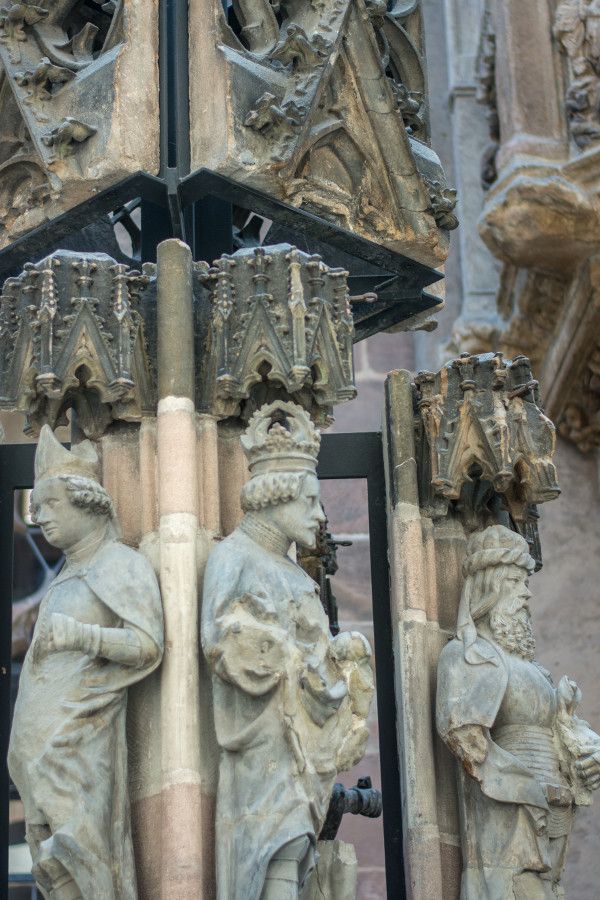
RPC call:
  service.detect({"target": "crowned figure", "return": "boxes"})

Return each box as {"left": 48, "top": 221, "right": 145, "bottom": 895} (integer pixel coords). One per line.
{"left": 436, "top": 524, "right": 600, "bottom": 899}
{"left": 8, "top": 426, "right": 164, "bottom": 900}
{"left": 201, "top": 401, "right": 374, "bottom": 900}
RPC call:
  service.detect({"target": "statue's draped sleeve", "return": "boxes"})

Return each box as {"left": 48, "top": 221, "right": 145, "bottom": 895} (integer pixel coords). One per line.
{"left": 437, "top": 637, "right": 548, "bottom": 809}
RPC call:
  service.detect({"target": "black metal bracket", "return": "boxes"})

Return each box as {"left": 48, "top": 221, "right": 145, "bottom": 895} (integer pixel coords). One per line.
{"left": 0, "top": 167, "right": 442, "bottom": 340}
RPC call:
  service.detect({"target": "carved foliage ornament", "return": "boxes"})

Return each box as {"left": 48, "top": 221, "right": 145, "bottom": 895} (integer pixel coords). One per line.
{"left": 198, "top": 243, "right": 356, "bottom": 426}
{"left": 0, "top": 249, "right": 156, "bottom": 438}
{"left": 205, "top": 0, "right": 457, "bottom": 255}
{"left": 415, "top": 353, "right": 560, "bottom": 523}
{"left": 0, "top": 0, "right": 157, "bottom": 247}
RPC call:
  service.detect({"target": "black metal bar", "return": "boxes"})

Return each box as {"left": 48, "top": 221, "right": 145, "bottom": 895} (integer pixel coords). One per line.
{"left": 0, "top": 173, "right": 166, "bottom": 280}
{"left": 0, "top": 444, "right": 35, "bottom": 900}
{"left": 192, "top": 197, "right": 233, "bottom": 263}
{"left": 318, "top": 432, "right": 405, "bottom": 900}
{"left": 160, "top": 0, "right": 191, "bottom": 175}
{"left": 179, "top": 169, "right": 443, "bottom": 293}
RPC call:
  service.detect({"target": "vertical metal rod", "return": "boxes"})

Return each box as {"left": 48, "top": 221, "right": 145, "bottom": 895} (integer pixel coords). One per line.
{"left": 317, "top": 432, "right": 406, "bottom": 900}
{"left": 0, "top": 486, "right": 14, "bottom": 900}
{"left": 366, "top": 439, "right": 406, "bottom": 900}
{"left": 0, "top": 443, "right": 36, "bottom": 900}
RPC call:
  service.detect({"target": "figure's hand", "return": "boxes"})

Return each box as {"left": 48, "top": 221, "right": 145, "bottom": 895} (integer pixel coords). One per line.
{"left": 558, "top": 675, "right": 581, "bottom": 716}
{"left": 48, "top": 612, "right": 84, "bottom": 652}
{"left": 525, "top": 804, "right": 548, "bottom": 836}
{"left": 576, "top": 751, "right": 600, "bottom": 790}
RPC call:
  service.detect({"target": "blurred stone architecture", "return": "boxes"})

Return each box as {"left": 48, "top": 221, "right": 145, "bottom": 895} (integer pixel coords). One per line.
{"left": 1, "top": 0, "right": 600, "bottom": 899}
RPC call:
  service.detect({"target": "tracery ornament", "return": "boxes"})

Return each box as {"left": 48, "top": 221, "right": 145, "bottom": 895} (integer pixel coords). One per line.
{"left": 0, "top": 0, "right": 157, "bottom": 247}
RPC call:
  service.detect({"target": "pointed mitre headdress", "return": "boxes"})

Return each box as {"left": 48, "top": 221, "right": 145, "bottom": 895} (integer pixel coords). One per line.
{"left": 34, "top": 424, "right": 100, "bottom": 484}
{"left": 241, "top": 401, "right": 320, "bottom": 476}
{"left": 457, "top": 524, "right": 535, "bottom": 665}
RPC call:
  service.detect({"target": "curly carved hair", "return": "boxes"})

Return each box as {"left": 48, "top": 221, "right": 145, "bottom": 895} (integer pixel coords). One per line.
{"left": 240, "top": 471, "right": 307, "bottom": 512}
{"left": 60, "top": 475, "right": 115, "bottom": 518}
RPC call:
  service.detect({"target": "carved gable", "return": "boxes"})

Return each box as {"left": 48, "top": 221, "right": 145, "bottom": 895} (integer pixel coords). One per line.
{"left": 0, "top": 0, "right": 159, "bottom": 248}
{"left": 189, "top": 0, "right": 456, "bottom": 264}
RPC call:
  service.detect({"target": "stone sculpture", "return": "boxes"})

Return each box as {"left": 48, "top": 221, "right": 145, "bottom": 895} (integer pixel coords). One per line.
{"left": 202, "top": 400, "right": 374, "bottom": 900}
{"left": 8, "top": 424, "right": 164, "bottom": 900}
{"left": 436, "top": 524, "right": 600, "bottom": 898}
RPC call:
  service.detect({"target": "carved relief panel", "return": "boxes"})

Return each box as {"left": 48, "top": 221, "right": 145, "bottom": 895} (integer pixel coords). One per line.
{"left": 0, "top": 0, "right": 159, "bottom": 248}
{"left": 189, "top": 0, "right": 457, "bottom": 264}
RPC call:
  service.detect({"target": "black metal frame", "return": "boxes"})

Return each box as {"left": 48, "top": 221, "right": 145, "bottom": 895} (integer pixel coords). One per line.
{"left": 1, "top": 433, "right": 403, "bottom": 900}
{"left": 318, "top": 432, "right": 404, "bottom": 900}
{"left": 0, "top": 443, "right": 36, "bottom": 900}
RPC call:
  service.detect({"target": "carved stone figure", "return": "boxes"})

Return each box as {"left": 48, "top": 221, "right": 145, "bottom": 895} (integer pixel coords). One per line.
{"left": 554, "top": 0, "right": 600, "bottom": 147}
{"left": 436, "top": 525, "right": 600, "bottom": 898}
{"left": 201, "top": 400, "right": 373, "bottom": 900}
{"left": 8, "top": 425, "right": 164, "bottom": 900}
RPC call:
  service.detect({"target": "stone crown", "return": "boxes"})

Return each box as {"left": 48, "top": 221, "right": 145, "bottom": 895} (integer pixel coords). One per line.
{"left": 241, "top": 401, "right": 321, "bottom": 476}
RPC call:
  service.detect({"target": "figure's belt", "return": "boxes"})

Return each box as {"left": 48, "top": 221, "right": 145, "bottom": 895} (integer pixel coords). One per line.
{"left": 493, "top": 724, "right": 571, "bottom": 806}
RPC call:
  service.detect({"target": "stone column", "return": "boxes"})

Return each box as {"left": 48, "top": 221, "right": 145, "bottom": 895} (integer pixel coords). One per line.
{"left": 492, "top": 0, "right": 565, "bottom": 170}
{"left": 439, "top": 0, "right": 501, "bottom": 356}
{"left": 156, "top": 239, "right": 205, "bottom": 899}
{"left": 383, "top": 370, "right": 445, "bottom": 898}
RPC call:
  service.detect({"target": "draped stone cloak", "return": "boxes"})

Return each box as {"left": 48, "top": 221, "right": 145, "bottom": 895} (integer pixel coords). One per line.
{"left": 436, "top": 635, "right": 553, "bottom": 899}
{"left": 202, "top": 529, "right": 356, "bottom": 900}
{"left": 8, "top": 538, "right": 163, "bottom": 900}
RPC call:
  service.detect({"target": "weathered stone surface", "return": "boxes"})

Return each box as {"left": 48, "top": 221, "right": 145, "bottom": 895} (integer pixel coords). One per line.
{"left": 8, "top": 424, "right": 164, "bottom": 898}
{"left": 437, "top": 524, "right": 600, "bottom": 898}
{"left": 0, "top": 249, "right": 156, "bottom": 439}
{"left": 414, "top": 352, "right": 560, "bottom": 526}
{"left": 189, "top": 0, "right": 456, "bottom": 265}
{"left": 198, "top": 243, "right": 356, "bottom": 426}
{"left": 201, "top": 400, "right": 373, "bottom": 900}
{"left": 0, "top": 0, "right": 159, "bottom": 248}
{"left": 306, "top": 841, "right": 358, "bottom": 899}
{"left": 0, "top": 241, "right": 358, "bottom": 438}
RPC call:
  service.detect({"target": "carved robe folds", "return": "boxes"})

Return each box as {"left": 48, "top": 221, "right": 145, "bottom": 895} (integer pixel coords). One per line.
{"left": 9, "top": 541, "right": 163, "bottom": 898}
{"left": 202, "top": 527, "right": 372, "bottom": 900}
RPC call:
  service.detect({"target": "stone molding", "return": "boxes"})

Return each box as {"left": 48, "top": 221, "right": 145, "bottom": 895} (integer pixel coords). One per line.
{"left": 0, "top": 248, "right": 156, "bottom": 438}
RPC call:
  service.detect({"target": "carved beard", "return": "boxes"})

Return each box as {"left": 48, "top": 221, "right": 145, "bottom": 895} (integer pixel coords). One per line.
{"left": 489, "top": 606, "right": 536, "bottom": 661}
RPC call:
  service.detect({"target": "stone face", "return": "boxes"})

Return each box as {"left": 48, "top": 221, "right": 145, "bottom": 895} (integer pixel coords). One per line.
{"left": 188, "top": 0, "right": 456, "bottom": 265}
{"left": 8, "top": 424, "right": 164, "bottom": 898}
{"left": 201, "top": 400, "right": 373, "bottom": 900}
{"left": 0, "top": 0, "right": 159, "bottom": 248}
{"left": 436, "top": 524, "right": 600, "bottom": 898}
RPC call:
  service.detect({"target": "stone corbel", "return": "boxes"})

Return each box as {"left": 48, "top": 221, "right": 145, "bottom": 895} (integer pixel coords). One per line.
{"left": 414, "top": 352, "right": 560, "bottom": 526}
{"left": 197, "top": 243, "right": 356, "bottom": 426}
{"left": 0, "top": 249, "right": 156, "bottom": 438}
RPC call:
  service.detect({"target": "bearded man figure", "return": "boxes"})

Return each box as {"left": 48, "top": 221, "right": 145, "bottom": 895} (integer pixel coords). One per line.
{"left": 202, "top": 401, "right": 374, "bottom": 900}
{"left": 436, "top": 524, "right": 600, "bottom": 899}
{"left": 8, "top": 426, "right": 164, "bottom": 900}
